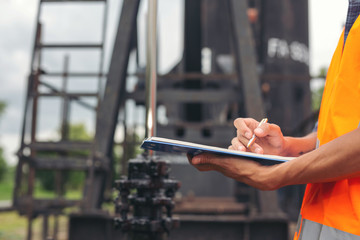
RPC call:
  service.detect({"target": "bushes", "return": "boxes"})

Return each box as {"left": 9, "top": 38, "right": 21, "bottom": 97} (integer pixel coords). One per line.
{"left": 36, "top": 123, "right": 91, "bottom": 193}
{"left": 0, "top": 148, "right": 7, "bottom": 182}
{"left": 0, "top": 101, "right": 7, "bottom": 182}
{"left": 36, "top": 170, "right": 85, "bottom": 192}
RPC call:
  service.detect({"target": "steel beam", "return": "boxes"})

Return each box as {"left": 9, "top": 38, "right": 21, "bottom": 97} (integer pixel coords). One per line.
{"left": 26, "top": 141, "right": 92, "bottom": 151}
{"left": 36, "top": 43, "right": 102, "bottom": 49}
{"left": 83, "top": 0, "right": 141, "bottom": 210}
{"left": 228, "top": 0, "right": 264, "bottom": 120}
{"left": 42, "top": 0, "right": 105, "bottom": 2}
{"left": 36, "top": 93, "right": 98, "bottom": 97}
{"left": 228, "top": 0, "right": 285, "bottom": 218}
{"left": 127, "top": 89, "right": 239, "bottom": 103}
{"left": 41, "top": 72, "right": 107, "bottom": 77}
{"left": 16, "top": 198, "right": 82, "bottom": 215}
{"left": 184, "top": 0, "right": 203, "bottom": 123}
{"left": 21, "top": 156, "right": 102, "bottom": 171}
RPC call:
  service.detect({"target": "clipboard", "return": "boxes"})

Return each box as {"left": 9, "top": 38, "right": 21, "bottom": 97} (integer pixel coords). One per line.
{"left": 141, "top": 137, "right": 294, "bottom": 165}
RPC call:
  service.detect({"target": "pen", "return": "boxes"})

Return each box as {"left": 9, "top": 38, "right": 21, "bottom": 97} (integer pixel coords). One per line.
{"left": 246, "top": 118, "right": 268, "bottom": 148}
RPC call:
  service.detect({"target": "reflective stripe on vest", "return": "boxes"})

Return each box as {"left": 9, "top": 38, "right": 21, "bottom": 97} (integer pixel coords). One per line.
{"left": 295, "top": 15, "right": 360, "bottom": 238}
{"left": 295, "top": 217, "right": 360, "bottom": 240}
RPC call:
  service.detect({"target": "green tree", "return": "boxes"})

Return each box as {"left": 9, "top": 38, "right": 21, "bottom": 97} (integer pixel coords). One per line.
{"left": 312, "top": 86, "right": 325, "bottom": 111}
{"left": 0, "top": 101, "right": 7, "bottom": 182}
{"left": 316, "top": 67, "right": 328, "bottom": 79}
{"left": 311, "top": 67, "right": 327, "bottom": 111}
{"left": 0, "top": 101, "right": 6, "bottom": 118}
{"left": 66, "top": 123, "right": 92, "bottom": 190}
{"left": 68, "top": 123, "right": 92, "bottom": 141}
{"left": 37, "top": 123, "right": 92, "bottom": 191}
{"left": 0, "top": 148, "right": 7, "bottom": 182}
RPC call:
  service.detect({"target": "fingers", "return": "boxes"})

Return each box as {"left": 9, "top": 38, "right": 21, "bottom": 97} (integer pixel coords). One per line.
{"left": 234, "top": 118, "right": 283, "bottom": 140}
{"left": 187, "top": 153, "right": 220, "bottom": 172}
{"left": 248, "top": 142, "right": 264, "bottom": 154}
{"left": 235, "top": 127, "right": 264, "bottom": 153}
{"left": 234, "top": 118, "right": 259, "bottom": 139}
{"left": 234, "top": 118, "right": 281, "bottom": 139}
{"left": 236, "top": 133, "right": 263, "bottom": 153}
{"left": 231, "top": 137, "right": 246, "bottom": 151}
{"left": 233, "top": 118, "right": 268, "bottom": 154}
{"left": 190, "top": 153, "right": 215, "bottom": 165}
{"left": 189, "top": 153, "right": 227, "bottom": 166}
{"left": 229, "top": 141, "right": 263, "bottom": 154}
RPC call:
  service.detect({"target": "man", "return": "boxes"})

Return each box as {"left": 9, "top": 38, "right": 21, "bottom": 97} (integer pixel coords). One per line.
{"left": 188, "top": 1, "right": 360, "bottom": 239}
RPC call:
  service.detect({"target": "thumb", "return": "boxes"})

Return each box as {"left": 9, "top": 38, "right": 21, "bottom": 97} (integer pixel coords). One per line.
{"left": 254, "top": 123, "right": 281, "bottom": 138}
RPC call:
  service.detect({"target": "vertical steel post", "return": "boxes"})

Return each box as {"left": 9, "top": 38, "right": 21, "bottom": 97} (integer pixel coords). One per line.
{"left": 83, "top": 0, "right": 141, "bottom": 209}
{"left": 61, "top": 55, "right": 70, "bottom": 141}
{"left": 229, "top": 0, "right": 284, "bottom": 218}
{"left": 145, "top": 0, "right": 158, "bottom": 140}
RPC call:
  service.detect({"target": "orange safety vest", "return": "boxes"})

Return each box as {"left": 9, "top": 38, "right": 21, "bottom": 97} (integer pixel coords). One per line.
{"left": 294, "top": 17, "right": 360, "bottom": 240}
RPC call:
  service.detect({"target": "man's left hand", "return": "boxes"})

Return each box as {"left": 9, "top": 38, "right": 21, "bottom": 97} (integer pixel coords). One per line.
{"left": 187, "top": 153, "right": 279, "bottom": 191}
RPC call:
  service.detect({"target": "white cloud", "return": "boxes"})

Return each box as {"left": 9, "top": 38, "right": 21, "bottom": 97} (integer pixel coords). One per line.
{"left": 309, "top": 0, "right": 348, "bottom": 74}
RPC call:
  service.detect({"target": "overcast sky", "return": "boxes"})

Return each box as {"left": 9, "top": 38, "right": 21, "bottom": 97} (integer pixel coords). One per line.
{"left": 0, "top": 0, "right": 349, "bottom": 165}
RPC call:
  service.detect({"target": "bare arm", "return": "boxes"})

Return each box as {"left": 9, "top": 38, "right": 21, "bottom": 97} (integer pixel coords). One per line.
{"left": 282, "top": 132, "right": 317, "bottom": 157}
{"left": 272, "top": 128, "right": 360, "bottom": 187}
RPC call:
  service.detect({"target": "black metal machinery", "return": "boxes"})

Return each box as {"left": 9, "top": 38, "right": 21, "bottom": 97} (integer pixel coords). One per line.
{"left": 114, "top": 155, "right": 180, "bottom": 240}
{"left": 113, "top": 3, "right": 181, "bottom": 238}
{"left": 12, "top": 0, "right": 312, "bottom": 239}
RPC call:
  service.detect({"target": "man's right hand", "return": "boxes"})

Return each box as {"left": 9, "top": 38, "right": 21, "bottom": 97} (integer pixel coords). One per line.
{"left": 230, "top": 118, "right": 288, "bottom": 156}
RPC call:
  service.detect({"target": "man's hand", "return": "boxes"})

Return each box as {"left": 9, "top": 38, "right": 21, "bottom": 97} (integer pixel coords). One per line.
{"left": 187, "top": 153, "right": 281, "bottom": 191}
{"left": 189, "top": 128, "right": 360, "bottom": 190}
{"left": 230, "top": 118, "right": 288, "bottom": 156}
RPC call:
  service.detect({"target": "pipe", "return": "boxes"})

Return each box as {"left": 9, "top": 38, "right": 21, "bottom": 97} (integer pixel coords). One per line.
{"left": 145, "top": 0, "right": 158, "bottom": 140}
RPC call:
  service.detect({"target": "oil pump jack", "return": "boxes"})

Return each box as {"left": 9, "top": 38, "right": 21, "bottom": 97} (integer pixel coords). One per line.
{"left": 14, "top": 0, "right": 311, "bottom": 239}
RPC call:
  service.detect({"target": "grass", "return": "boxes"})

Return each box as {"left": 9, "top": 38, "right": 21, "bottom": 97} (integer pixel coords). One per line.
{"left": 0, "top": 167, "right": 15, "bottom": 200}
{"left": 0, "top": 167, "right": 82, "bottom": 239}
{"left": 0, "top": 167, "right": 83, "bottom": 201}
{"left": 33, "top": 187, "right": 82, "bottom": 200}
{"left": 0, "top": 212, "right": 68, "bottom": 240}
{"left": 0, "top": 211, "right": 28, "bottom": 240}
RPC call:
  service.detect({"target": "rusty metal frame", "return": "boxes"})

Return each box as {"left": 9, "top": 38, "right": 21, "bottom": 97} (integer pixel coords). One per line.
{"left": 13, "top": 0, "right": 110, "bottom": 239}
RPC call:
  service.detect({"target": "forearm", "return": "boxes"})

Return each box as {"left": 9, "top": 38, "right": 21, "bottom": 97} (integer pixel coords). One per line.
{"left": 282, "top": 132, "right": 317, "bottom": 157}
{"left": 269, "top": 128, "right": 360, "bottom": 189}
